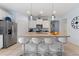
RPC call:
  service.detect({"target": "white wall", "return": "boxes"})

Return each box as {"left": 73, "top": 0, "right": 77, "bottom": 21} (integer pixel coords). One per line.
{"left": 0, "top": 8, "right": 11, "bottom": 20}
{"left": 0, "top": 8, "right": 29, "bottom": 38}
{"left": 12, "top": 12, "right": 29, "bottom": 36}
{"left": 61, "top": 8, "right": 79, "bottom": 46}
{"left": 59, "top": 18, "right": 67, "bottom": 35}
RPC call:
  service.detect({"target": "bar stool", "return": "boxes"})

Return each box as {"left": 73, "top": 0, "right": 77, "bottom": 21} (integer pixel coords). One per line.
{"left": 25, "top": 41, "right": 37, "bottom": 56}
{"left": 57, "top": 37, "right": 67, "bottom": 56}
{"left": 18, "top": 37, "right": 30, "bottom": 55}
{"left": 49, "top": 42, "right": 61, "bottom": 56}
{"left": 31, "top": 38, "right": 42, "bottom": 55}
{"left": 44, "top": 38, "right": 53, "bottom": 55}
{"left": 38, "top": 42, "right": 48, "bottom": 56}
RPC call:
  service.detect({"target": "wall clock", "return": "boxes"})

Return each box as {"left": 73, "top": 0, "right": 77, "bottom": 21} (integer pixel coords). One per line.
{"left": 71, "top": 16, "right": 79, "bottom": 29}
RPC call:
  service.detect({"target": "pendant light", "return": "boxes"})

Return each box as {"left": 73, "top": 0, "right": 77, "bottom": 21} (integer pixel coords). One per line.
{"left": 30, "top": 3, "right": 33, "bottom": 20}
{"left": 40, "top": 11, "right": 43, "bottom": 15}
{"left": 52, "top": 15, "right": 55, "bottom": 20}
{"left": 26, "top": 10, "right": 31, "bottom": 15}
{"left": 51, "top": 3, "right": 56, "bottom": 21}
{"left": 39, "top": 7, "right": 43, "bottom": 19}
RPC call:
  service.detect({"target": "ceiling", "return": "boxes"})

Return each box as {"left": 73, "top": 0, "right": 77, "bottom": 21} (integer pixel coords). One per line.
{"left": 0, "top": 3, "right": 78, "bottom": 17}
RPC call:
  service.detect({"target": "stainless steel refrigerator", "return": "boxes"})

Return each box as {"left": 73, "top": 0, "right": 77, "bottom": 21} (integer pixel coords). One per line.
{"left": 50, "top": 20, "right": 59, "bottom": 33}
{"left": 0, "top": 20, "right": 17, "bottom": 48}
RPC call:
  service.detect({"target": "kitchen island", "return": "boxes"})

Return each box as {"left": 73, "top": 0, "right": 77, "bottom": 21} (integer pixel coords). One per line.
{"left": 19, "top": 32, "right": 70, "bottom": 37}
{"left": 18, "top": 32, "right": 70, "bottom": 56}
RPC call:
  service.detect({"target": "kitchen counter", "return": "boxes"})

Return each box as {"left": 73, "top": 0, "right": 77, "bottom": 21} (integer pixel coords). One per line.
{"left": 19, "top": 32, "right": 70, "bottom": 37}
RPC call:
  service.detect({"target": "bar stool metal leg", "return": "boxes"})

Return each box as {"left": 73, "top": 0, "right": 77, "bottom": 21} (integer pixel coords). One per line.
{"left": 23, "top": 43, "right": 26, "bottom": 56}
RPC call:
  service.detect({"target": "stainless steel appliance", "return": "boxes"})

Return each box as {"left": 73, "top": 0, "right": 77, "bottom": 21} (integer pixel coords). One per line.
{"left": 0, "top": 20, "right": 17, "bottom": 48}
{"left": 36, "top": 24, "right": 43, "bottom": 32}
{"left": 50, "top": 20, "right": 59, "bottom": 35}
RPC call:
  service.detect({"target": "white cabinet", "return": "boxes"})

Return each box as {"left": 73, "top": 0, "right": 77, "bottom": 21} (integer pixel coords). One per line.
{"left": 0, "top": 35, "right": 3, "bottom": 49}
{"left": 36, "top": 19, "right": 43, "bottom": 24}
{"left": 43, "top": 21, "right": 49, "bottom": 28}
